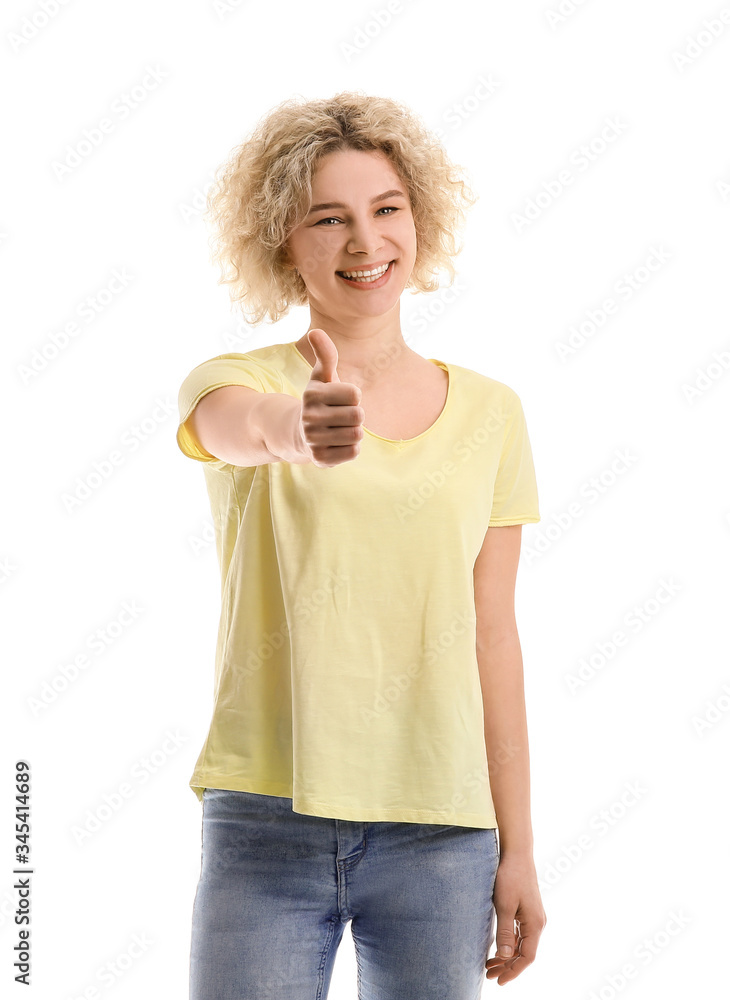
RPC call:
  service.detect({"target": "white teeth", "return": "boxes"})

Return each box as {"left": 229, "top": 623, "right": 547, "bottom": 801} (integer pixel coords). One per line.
{"left": 340, "top": 262, "right": 391, "bottom": 281}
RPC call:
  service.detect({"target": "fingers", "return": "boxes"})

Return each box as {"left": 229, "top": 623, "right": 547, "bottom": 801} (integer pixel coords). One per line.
{"left": 299, "top": 388, "right": 364, "bottom": 467}
{"left": 304, "top": 422, "right": 363, "bottom": 467}
{"left": 487, "top": 862, "right": 547, "bottom": 983}
{"left": 485, "top": 949, "right": 523, "bottom": 984}
{"left": 301, "top": 416, "right": 364, "bottom": 453}
{"left": 485, "top": 950, "right": 531, "bottom": 984}
{"left": 300, "top": 380, "right": 363, "bottom": 445}
{"left": 485, "top": 923, "right": 540, "bottom": 985}
{"left": 302, "top": 380, "right": 362, "bottom": 408}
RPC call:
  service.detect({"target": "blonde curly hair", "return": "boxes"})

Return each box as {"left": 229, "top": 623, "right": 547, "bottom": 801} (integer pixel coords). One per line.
{"left": 203, "top": 90, "right": 478, "bottom": 326}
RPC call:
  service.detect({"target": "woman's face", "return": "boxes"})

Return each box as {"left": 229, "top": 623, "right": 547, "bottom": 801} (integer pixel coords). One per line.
{"left": 283, "top": 148, "right": 417, "bottom": 320}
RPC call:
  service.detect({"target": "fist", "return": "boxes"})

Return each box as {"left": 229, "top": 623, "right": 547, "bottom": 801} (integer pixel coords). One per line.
{"left": 298, "top": 329, "right": 364, "bottom": 468}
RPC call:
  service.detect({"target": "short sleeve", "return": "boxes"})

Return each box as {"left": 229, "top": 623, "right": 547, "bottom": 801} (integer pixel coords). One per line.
{"left": 488, "top": 390, "right": 541, "bottom": 527}
{"left": 176, "top": 353, "right": 282, "bottom": 463}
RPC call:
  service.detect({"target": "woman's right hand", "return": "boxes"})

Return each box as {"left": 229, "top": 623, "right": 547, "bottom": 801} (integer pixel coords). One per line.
{"left": 298, "top": 329, "right": 365, "bottom": 468}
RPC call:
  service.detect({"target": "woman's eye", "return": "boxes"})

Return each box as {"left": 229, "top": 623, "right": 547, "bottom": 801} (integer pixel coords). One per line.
{"left": 315, "top": 207, "right": 398, "bottom": 226}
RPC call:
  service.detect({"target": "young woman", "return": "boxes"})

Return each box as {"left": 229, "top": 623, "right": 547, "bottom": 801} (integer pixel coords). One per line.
{"left": 177, "top": 90, "right": 546, "bottom": 999}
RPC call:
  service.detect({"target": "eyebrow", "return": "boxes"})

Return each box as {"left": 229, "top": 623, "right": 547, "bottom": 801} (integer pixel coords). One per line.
{"left": 306, "top": 189, "right": 407, "bottom": 215}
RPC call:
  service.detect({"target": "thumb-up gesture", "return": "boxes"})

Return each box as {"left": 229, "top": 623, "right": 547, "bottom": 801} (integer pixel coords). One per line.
{"left": 298, "top": 329, "right": 365, "bottom": 468}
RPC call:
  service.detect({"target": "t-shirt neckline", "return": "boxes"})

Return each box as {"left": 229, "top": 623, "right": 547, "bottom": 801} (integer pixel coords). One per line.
{"left": 289, "top": 341, "right": 452, "bottom": 446}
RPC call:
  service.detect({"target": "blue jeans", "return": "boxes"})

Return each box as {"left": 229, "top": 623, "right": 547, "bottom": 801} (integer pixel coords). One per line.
{"left": 190, "top": 787, "right": 499, "bottom": 999}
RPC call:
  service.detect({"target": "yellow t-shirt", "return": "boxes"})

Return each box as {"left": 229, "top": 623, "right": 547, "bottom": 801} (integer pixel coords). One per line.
{"left": 176, "top": 340, "right": 540, "bottom": 828}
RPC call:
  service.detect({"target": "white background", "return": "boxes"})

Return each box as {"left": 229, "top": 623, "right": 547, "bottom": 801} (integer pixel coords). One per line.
{"left": 2, "top": 1, "right": 729, "bottom": 998}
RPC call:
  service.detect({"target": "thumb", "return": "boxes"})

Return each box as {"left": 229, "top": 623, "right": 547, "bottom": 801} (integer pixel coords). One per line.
{"left": 495, "top": 917, "right": 517, "bottom": 959}
{"left": 308, "top": 328, "right": 340, "bottom": 384}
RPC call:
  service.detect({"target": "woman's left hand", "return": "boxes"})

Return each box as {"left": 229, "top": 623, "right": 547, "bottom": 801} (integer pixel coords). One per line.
{"left": 485, "top": 853, "right": 547, "bottom": 984}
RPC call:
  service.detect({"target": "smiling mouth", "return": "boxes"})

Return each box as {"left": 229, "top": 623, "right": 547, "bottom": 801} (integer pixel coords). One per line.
{"left": 335, "top": 261, "right": 395, "bottom": 284}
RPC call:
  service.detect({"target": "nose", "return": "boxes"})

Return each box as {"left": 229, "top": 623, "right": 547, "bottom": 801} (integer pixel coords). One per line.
{"left": 346, "top": 213, "right": 386, "bottom": 256}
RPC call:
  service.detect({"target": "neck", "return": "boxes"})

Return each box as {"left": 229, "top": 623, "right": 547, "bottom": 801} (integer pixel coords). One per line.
{"left": 295, "top": 312, "right": 418, "bottom": 388}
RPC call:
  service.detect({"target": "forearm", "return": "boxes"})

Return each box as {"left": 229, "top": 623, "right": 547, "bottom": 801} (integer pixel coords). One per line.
{"left": 478, "top": 629, "right": 535, "bottom": 857}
